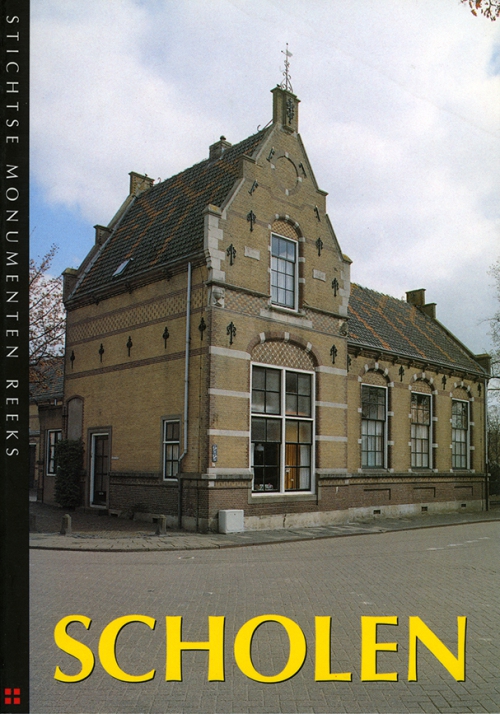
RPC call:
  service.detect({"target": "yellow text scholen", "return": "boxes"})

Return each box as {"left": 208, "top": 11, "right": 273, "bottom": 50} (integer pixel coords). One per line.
{"left": 54, "top": 614, "right": 466, "bottom": 684}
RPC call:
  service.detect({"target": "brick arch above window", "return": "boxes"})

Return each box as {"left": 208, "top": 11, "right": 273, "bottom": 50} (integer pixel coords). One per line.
{"left": 452, "top": 387, "right": 470, "bottom": 400}
{"left": 411, "top": 379, "right": 432, "bottom": 394}
{"left": 361, "top": 369, "right": 387, "bottom": 387}
{"left": 249, "top": 334, "right": 318, "bottom": 371}
{"left": 271, "top": 218, "right": 302, "bottom": 240}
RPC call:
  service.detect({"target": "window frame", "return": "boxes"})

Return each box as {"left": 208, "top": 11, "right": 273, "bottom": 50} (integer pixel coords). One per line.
{"left": 270, "top": 233, "right": 298, "bottom": 311}
{"left": 451, "top": 399, "right": 469, "bottom": 470}
{"left": 250, "top": 363, "right": 315, "bottom": 494}
{"left": 410, "top": 392, "right": 432, "bottom": 469}
{"left": 162, "top": 419, "right": 181, "bottom": 480}
{"left": 46, "top": 429, "right": 62, "bottom": 475}
{"left": 361, "top": 384, "right": 387, "bottom": 469}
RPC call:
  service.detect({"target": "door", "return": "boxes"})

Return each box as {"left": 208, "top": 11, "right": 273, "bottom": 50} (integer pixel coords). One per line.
{"left": 91, "top": 433, "right": 109, "bottom": 506}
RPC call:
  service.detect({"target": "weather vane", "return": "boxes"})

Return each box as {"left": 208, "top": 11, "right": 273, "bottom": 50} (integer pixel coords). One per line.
{"left": 280, "top": 43, "right": 293, "bottom": 92}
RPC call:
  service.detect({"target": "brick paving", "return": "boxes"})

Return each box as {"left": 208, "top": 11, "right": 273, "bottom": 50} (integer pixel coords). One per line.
{"left": 30, "top": 518, "right": 500, "bottom": 713}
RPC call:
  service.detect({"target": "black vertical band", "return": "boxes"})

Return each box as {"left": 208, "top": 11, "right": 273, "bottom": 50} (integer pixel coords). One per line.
{"left": 0, "top": 1, "right": 30, "bottom": 712}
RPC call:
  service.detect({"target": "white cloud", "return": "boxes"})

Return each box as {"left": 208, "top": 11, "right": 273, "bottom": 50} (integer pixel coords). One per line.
{"left": 31, "top": 0, "right": 500, "bottom": 352}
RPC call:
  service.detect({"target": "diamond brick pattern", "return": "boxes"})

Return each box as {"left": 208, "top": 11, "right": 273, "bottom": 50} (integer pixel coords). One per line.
{"left": 69, "top": 289, "right": 203, "bottom": 343}
{"left": 252, "top": 341, "right": 315, "bottom": 371}
{"left": 272, "top": 219, "right": 299, "bottom": 240}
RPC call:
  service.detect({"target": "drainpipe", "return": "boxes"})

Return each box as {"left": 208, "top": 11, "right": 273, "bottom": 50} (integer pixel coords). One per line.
{"left": 484, "top": 377, "right": 489, "bottom": 512}
{"left": 178, "top": 262, "right": 192, "bottom": 528}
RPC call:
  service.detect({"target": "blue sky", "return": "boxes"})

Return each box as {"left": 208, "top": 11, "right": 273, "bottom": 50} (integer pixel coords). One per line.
{"left": 31, "top": 0, "right": 500, "bottom": 354}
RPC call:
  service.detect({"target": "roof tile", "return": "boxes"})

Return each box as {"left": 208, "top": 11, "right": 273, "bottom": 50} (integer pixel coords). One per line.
{"left": 348, "top": 284, "right": 483, "bottom": 374}
{"left": 71, "top": 129, "right": 268, "bottom": 301}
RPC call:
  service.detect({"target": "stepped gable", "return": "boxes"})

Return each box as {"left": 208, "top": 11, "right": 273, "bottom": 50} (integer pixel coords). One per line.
{"left": 348, "top": 283, "right": 484, "bottom": 374}
{"left": 70, "top": 129, "right": 268, "bottom": 301}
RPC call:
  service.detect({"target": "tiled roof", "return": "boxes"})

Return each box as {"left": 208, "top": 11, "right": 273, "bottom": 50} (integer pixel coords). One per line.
{"left": 348, "top": 284, "right": 484, "bottom": 374}
{"left": 70, "top": 129, "right": 268, "bottom": 302}
{"left": 29, "top": 358, "right": 64, "bottom": 401}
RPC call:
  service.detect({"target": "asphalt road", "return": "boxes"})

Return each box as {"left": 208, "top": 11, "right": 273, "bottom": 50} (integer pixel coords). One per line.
{"left": 30, "top": 520, "right": 500, "bottom": 714}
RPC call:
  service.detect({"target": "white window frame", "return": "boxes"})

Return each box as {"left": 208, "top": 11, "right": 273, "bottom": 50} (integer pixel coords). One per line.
{"left": 410, "top": 392, "right": 432, "bottom": 469}
{"left": 46, "top": 429, "right": 62, "bottom": 475}
{"left": 250, "top": 363, "right": 315, "bottom": 494}
{"left": 270, "top": 233, "right": 298, "bottom": 311}
{"left": 162, "top": 420, "right": 180, "bottom": 480}
{"left": 451, "top": 399, "right": 469, "bottom": 470}
{"left": 361, "top": 385, "right": 388, "bottom": 469}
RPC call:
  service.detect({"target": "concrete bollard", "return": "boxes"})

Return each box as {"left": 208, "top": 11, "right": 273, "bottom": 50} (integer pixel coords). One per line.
{"left": 60, "top": 514, "right": 72, "bottom": 535}
{"left": 155, "top": 515, "right": 167, "bottom": 535}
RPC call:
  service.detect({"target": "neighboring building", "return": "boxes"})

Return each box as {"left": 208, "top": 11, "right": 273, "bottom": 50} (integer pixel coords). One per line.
{"left": 60, "top": 84, "right": 490, "bottom": 531}
{"left": 29, "top": 358, "right": 64, "bottom": 503}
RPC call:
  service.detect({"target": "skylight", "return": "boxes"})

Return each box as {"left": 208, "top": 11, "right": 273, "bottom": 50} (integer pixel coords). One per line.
{"left": 112, "top": 258, "right": 132, "bottom": 278}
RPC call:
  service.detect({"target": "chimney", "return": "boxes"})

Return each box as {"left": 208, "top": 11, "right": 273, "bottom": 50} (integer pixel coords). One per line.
{"left": 474, "top": 353, "right": 491, "bottom": 375}
{"left": 62, "top": 268, "right": 78, "bottom": 303}
{"left": 209, "top": 136, "right": 232, "bottom": 160}
{"left": 129, "top": 172, "right": 154, "bottom": 196}
{"left": 406, "top": 289, "right": 436, "bottom": 318}
{"left": 406, "top": 289, "right": 426, "bottom": 307}
{"left": 94, "top": 225, "right": 112, "bottom": 246}
{"left": 420, "top": 303, "right": 436, "bottom": 319}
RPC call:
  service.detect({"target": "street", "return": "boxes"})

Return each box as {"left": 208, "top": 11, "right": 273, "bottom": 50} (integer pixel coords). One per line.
{"left": 30, "top": 521, "right": 500, "bottom": 713}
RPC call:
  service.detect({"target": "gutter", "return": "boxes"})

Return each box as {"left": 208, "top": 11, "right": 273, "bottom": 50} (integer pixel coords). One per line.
{"left": 347, "top": 342, "right": 487, "bottom": 381}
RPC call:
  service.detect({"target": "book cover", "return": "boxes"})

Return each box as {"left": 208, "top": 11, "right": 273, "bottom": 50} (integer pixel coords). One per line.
{"left": 3, "top": 2, "right": 500, "bottom": 713}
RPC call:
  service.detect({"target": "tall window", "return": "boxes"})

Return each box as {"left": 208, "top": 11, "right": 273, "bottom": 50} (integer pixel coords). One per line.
{"left": 47, "top": 430, "right": 62, "bottom": 475}
{"left": 411, "top": 393, "right": 431, "bottom": 468}
{"left": 361, "top": 385, "right": 386, "bottom": 468}
{"left": 163, "top": 420, "right": 180, "bottom": 479}
{"left": 452, "top": 400, "right": 469, "bottom": 469}
{"left": 271, "top": 234, "right": 296, "bottom": 309}
{"left": 251, "top": 365, "right": 313, "bottom": 493}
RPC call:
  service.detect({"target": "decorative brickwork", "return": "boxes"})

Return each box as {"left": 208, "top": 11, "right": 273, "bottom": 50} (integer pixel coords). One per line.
{"left": 252, "top": 340, "right": 315, "bottom": 370}
{"left": 361, "top": 369, "right": 387, "bottom": 386}
{"left": 69, "top": 287, "right": 204, "bottom": 344}
{"left": 411, "top": 379, "right": 432, "bottom": 394}
{"left": 272, "top": 219, "right": 300, "bottom": 240}
{"left": 303, "top": 308, "right": 340, "bottom": 334}
{"left": 224, "top": 290, "right": 264, "bottom": 316}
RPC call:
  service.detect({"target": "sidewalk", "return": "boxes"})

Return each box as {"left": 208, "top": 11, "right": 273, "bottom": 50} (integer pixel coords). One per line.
{"left": 29, "top": 500, "right": 500, "bottom": 552}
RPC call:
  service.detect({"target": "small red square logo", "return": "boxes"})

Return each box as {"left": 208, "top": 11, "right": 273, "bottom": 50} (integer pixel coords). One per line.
{"left": 3, "top": 687, "right": 21, "bottom": 705}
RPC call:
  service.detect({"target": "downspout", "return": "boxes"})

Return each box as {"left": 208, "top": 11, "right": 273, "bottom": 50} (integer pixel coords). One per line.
{"left": 178, "top": 262, "right": 192, "bottom": 528}
{"left": 484, "top": 377, "right": 489, "bottom": 512}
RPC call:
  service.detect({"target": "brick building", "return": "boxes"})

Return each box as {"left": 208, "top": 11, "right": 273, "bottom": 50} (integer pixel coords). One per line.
{"left": 60, "top": 84, "right": 490, "bottom": 531}
{"left": 29, "top": 358, "right": 64, "bottom": 502}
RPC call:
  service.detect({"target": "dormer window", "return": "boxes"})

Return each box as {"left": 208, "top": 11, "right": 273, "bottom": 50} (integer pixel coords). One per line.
{"left": 271, "top": 234, "right": 297, "bottom": 309}
{"left": 112, "top": 258, "right": 132, "bottom": 278}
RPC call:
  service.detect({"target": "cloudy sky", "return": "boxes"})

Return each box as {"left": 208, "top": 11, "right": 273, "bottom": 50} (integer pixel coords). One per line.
{"left": 31, "top": 0, "right": 500, "bottom": 355}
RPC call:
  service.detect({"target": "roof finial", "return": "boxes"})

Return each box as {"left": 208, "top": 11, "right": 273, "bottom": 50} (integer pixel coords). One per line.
{"left": 280, "top": 43, "right": 293, "bottom": 93}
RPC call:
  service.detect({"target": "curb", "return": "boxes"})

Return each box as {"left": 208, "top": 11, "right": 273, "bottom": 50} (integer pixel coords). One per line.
{"left": 29, "top": 514, "right": 500, "bottom": 553}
